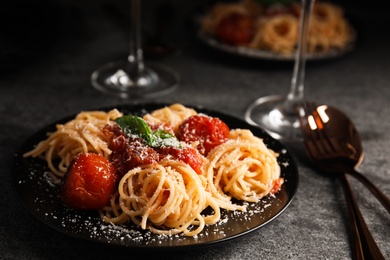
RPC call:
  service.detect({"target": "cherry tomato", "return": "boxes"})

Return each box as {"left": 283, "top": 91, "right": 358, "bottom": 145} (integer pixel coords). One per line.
{"left": 61, "top": 153, "right": 117, "bottom": 210}
{"left": 177, "top": 115, "right": 230, "bottom": 156}
{"left": 215, "top": 13, "right": 255, "bottom": 46}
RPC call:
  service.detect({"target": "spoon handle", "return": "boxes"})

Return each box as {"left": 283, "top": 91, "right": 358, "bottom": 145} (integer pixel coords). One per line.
{"left": 338, "top": 174, "right": 385, "bottom": 260}
{"left": 347, "top": 169, "right": 390, "bottom": 214}
{"left": 339, "top": 175, "right": 364, "bottom": 260}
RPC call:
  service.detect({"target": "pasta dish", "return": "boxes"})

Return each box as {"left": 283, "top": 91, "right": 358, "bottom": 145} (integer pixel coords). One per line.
{"left": 23, "top": 104, "right": 283, "bottom": 237}
{"left": 201, "top": 0, "right": 354, "bottom": 55}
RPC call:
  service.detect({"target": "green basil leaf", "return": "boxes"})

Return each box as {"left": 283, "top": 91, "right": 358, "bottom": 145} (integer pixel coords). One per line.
{"left": 115, "top": 115, "right": 181, "bottom": 148}
{"left": 115, "top": 115, "right": 152, "bottom": 141}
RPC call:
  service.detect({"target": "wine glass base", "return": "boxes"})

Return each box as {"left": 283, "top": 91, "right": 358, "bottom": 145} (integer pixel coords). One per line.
{"left": 91, "top": 60, "right": 179, "bottom": 98}
{"left": 245, "top": 95, "right": 303, "bottom": 140}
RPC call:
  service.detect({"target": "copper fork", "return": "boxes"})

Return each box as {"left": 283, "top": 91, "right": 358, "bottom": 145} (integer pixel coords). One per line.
{"left": 298, "top": 102, "right": 385, "bottom": 260}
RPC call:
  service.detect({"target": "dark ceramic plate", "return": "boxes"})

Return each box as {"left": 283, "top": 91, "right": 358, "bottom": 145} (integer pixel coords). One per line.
{"left": 12, "top": 103, "right": 298, "bottom": 250}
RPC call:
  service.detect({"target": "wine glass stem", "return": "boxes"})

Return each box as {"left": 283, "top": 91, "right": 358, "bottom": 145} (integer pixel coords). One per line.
{"left": 128, "top": 0, "right": 144, "bottom": 76}
{"left": 285, "top": 0, "right": 315, "bottom": 111}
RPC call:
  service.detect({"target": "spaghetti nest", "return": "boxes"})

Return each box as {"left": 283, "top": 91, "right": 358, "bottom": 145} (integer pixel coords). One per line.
{"left": 308, "top": 2, "right": 353, "bottom": 52}
{"left": 201, "top": 0, "right": 354, "bottom": 55}
{"left": 101, "top": 159, "right": 220, "bottom": 236}
{"left": 205, "top": 129, "right": 281, "bottom": 211}
{"left": 250, "top": 14, "right": 299, "bottom": 55}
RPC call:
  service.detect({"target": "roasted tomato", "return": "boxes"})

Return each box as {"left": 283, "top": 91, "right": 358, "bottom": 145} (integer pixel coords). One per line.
{"left": 61, "top": 153, "right": 117, "bottom": 210}
{"left": 177, "top": 114, "right": 230, "bottom": 156}
{"left": 215, "top": 13, "right": 255, "bottom": 45}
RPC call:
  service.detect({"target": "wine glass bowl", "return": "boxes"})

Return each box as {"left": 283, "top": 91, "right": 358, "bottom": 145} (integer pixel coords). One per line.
{"left": 245, "top": 95, "right": 306, "bottom": 139}
{"left": 91, "top": 0, "right": 179, "bottom": 98}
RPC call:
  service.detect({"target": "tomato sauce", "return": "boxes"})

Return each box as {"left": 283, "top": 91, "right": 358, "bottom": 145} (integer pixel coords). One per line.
{"left": 104, "top": 123, "right": 205, "bottom": 175}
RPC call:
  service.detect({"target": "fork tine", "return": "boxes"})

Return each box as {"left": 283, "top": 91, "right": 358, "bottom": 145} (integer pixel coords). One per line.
{"left": 298, "top": 101, "right": 319, "bottom": 141}
{"left": 298, "top": 101, "right": 319, "bottom": 160}
{"left": 305, "top": 102, "right": 329, "bottom": 157}
{"left": 310, "top": 105, "right": 339, "bottom": 156}
{"left": 298, "top": 102, "right": 336, "bottom": 160}
{"left": 300, "top": 103, "right": 360, "bottom": 164}
{"left": 298, "top": 104, "right": 388, "bottom": 258}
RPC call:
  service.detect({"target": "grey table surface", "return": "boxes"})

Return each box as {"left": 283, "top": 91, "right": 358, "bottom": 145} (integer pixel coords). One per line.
{"left": 1, "top": 0, "right": 389, "bottom": 259}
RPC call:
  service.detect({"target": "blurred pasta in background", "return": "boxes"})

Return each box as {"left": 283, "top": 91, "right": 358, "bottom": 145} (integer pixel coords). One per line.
{"left": 201, "top": 0, "right": 354, "bottom": 55}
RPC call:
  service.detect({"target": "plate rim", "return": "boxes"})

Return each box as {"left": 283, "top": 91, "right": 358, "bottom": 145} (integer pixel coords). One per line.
{"left": 197, "top": 26, "right": 356, "bottom": 61}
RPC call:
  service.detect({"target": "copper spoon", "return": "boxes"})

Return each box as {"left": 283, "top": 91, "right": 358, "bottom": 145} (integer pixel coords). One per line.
{"left": 301, "top": 104, "right": 390, "bottom": 213}
{"left": 299, "top": 103, "right": 388, "bottom": 259}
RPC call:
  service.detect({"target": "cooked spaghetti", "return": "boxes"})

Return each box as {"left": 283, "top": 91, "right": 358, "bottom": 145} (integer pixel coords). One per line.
{"left": 250, "top": 14, "right": 299, "bottom": 54}
{"left": 24, "top": 104, "right": 282, "bottom": 236}
{"left": 23, "top": 109, "right": 122, "bottom": 177}
{"left": 308, "top": 2, "right": 352, "bottom": 52}
{"left": 205, "top": 129, "right": 281, "bottom": 211}
{"left": 143, "top": 103, "right": 197, "bottom": 134}
{"left": 101, "top": 159, "right": 220, "bottom": 236}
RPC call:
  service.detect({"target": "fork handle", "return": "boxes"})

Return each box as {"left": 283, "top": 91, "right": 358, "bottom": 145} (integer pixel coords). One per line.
{"left": 346, "top": 169, "right": 390, "bottom": 214}
{"left": 338, "top": 174, "right": 385, "bottom": 260}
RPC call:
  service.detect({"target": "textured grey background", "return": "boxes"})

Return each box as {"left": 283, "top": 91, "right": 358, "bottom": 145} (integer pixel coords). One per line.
{"left": 1, "top": 0, "right": 389, "bottom": 259}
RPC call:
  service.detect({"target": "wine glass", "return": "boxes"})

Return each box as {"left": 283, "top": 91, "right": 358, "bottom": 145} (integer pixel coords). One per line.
{"left": 245, "top": 0, "right": 315, "bottom": 140}
{"left": 91, "top": 0, "right": 179, "bottom": 98}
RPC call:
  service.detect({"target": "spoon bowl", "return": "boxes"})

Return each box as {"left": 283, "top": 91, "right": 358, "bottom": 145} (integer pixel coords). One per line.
{"left": 316, "top": 106, "right": 362, "bottom": 168}
{"left": 299, "top": 103, "right": 388, "bottom": 260}
{"left": 302, "top": 104, "right": 390, "bottom": 213}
